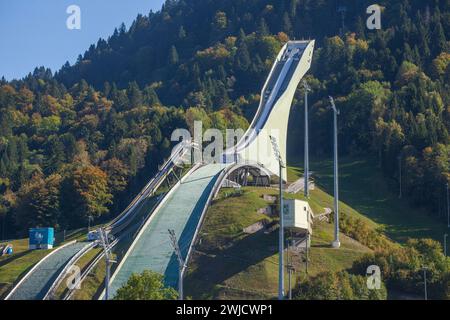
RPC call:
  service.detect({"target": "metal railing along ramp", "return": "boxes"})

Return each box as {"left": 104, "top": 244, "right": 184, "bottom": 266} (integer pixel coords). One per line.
{"left": 5, "top": 241, "right": 89, "bottom": 300}
{"left": 108, "top": 163, "right": 228, "bottom": 297}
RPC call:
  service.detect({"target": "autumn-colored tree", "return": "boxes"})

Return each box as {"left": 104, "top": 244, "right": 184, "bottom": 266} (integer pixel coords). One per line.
{"left": 101, "top": 158, "right": 129, "bottom": 194}
{"left": 62, "top": 165, "right": 112, "bottom": 226}
{"left": 15, "top": 173, "right": 61, "bottom": 233}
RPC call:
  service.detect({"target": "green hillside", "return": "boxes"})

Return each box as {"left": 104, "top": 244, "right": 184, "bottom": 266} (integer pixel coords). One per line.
{"left": 185, "top": 154, "right": 450, "bottom": 299}
{"left": 185, "top": 186, "right": 373, "bottom": 299}
{"left": 0, "top": 0, "right": 448, "bottom": 300}
{"left": 1, "top": 0, "right": 448, "bottom": 240}
{"left": 308, "top": 156, "right": 449, "bottom": 242}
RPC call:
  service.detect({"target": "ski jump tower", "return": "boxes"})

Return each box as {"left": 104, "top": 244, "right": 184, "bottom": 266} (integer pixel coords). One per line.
{"left": 106, "top": 40, "right": 316, "bottom": 297}
{"left": 222, "top": 40, "right": 315, "bottom": 179}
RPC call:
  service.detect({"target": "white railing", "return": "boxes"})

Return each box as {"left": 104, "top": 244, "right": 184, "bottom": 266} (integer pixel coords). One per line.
{"left": 100, "top": 162, "right": 202, "bottom": 300}
{"left": 44, "top": 241, "right": 96, "bottom": 300}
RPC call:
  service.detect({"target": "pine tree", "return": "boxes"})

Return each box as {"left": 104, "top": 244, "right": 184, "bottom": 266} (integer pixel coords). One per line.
{"left": 283, "top": 12, "right": 293, "bottom": 36}
{"left": 128, "top": 81, "right": 143, "bottom": 108}
{"left": 143, "top": 86, "right": 160, "bottom": 106}
{"left": 6, "top": 139, "right": 18, "bottom": 167}
{"left": 0, "top": 159, "right": 7, "bottom": 178}
{"left": 17, "top": 134, "right": 29, "bottom": 163}
{"left": 355, "top": 16, "right": 366, "bottom": 39}
{"left": 103, "top": 81, "right": 111, "bottom": 97}
{"left": 44, "top": 136, "right": 66, "bottom": 174}
{"left": 289, "top": 0, "right": 297, "bottom": 17}
{"left": 236, "top": 41, "right": 251, "bottom": 71}
{"left": 431, "top": 20, "right": 447, "bottom": 55}
{"left": 178, "top": 26, "right": 187, "bottom": 39}
{"left": 168, "top": 45, "right": 179, "bottom": 65}
{"left": 257, "top": 18, "right": 269, "bottom": 37}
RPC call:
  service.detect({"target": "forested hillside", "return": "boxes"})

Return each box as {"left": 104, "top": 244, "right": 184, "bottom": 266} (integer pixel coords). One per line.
{"left": 0, "top": 0, "right": 449, "bottom": 238}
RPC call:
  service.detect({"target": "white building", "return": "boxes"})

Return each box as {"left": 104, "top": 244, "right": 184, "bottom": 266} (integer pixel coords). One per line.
{"left": 283, "top": 199, "right": 314, "bottom": 234}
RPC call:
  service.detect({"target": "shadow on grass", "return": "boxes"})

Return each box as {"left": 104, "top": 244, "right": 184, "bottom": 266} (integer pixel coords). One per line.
{"left": 305, "top": 156, "right": 447, "bottom": 242}
{"left": 0, "top": 250, "right": 31, "bottom": 268}
{"left": 185, "top": 229, "right": 278, "bottom": 299}
{"left": 0, "top": 255, "right": 40, "bottom": 299}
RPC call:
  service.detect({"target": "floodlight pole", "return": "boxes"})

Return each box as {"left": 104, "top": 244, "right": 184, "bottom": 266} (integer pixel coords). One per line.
{"left": 168, "top": 229, "right": 185, "bottom": 300}
{"left": 306, "top": 209, "right": 310, "bottom": 274}
{"left": 278, "top": 149, "right": 285, "bottom": 300}
{"left": 88, "top": 215, "right": 92, "bottom": 232}
{"left": 99, "top": 228, "right": 115, "bottom": 300}
{"left": 270, "top": 136, "right": 285, "bottom": 300}
{"left": 303, "top": 81, "right": 311, "bottom": 198}
{"left": 447, "top": 183, "right": 449, "bottom": 228}
{"left": 287, "top": 238, "right": 293, "bottom": 300}
{"left": 398, "top": 156, "right": 403, "bottom": 199}
{"left": 444, "top": 234, "right": 448, "bottom": 258}
{"left": 287, "top": 265, "right": 293, "bottom": 300}
{"left": 422, "top": 266, "right": 428, "bottom": 300}
{"left": 329, "top": 97, "right": 340, "bottom": 249}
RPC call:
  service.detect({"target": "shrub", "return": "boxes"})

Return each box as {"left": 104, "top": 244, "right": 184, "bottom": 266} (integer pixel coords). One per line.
{"left": 351, "top": 239, "right": 450, "bottom": 299}
{"left": 114, "top": 270, "right": 178, "bottom": 300}
{"left": 293, "top": 271, "right": 387, "bottom": 300}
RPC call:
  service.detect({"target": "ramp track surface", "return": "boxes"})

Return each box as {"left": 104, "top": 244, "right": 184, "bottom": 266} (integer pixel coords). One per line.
{"left": 109, "top": 164, "right": 227, "bottom": 296}
{"left": 6, "top": 242, "right": 88, "bottom": 300}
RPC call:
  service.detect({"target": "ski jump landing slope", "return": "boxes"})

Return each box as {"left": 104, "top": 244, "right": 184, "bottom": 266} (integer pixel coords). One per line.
{"left": 109, "top": 164, "right": 227, "bottom": 296}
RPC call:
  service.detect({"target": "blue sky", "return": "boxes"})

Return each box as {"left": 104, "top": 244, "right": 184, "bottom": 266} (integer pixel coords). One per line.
{"left": 0, "top": 0, "right": 165, "bottom": 80}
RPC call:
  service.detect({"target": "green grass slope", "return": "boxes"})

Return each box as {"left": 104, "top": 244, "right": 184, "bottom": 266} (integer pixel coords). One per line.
{"left": 186, "top": 155, "right": 447, "bottom": 299}
{"left": 0, "top": 239, "right": 52, "bottom": 298}
{"left": 304, "top": 156, "right": 447, "bottom": 242}
{"left": 185, "top": 183, "right": 373, "bottom": 300}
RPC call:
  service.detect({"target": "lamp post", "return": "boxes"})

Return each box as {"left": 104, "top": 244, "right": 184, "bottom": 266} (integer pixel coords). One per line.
{"left": 168, "top": 229, "right": 186, "bottom": 300}
{"left": 270, "top": 135, "right": 285, "bottom": 300}
{"left": 446, "top": 183, "right": 449, "bottom": 228}
{"left": 88, "top": 215, "right": 92, "bottom": 232}
{"left": 329, "top": 96, "right": 340, "bottom": 249}
{"left": 422, "top": 266, "right": 428, "bottom": 300}
{"left": 286, "top": 236, "right": 293, "bottom": 300}
{"left": 287, "top": 264, "right": 294, "bottom": 300}
{"left": 99, "top": 228, "right": 115, "bottom": 300}
{"left": 444, "top": 234, "right": 448, "bottom": 258}
{"left": 303, "top": 81, "right": 311, "bottom": 198}
{"left": 398, "top": 155, "right": 402, "bottom": 199}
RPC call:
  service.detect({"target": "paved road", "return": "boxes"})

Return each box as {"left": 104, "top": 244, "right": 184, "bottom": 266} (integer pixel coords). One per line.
{"left": 7, "top": 242, "right": 88, "bottom": 300}
{"left": 109, "top": 164, "right": 227, "bottom": 297}
{"left": 287, "top": 177, "right": 315, "bottom": 194}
